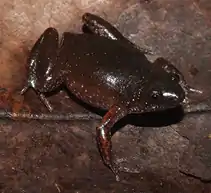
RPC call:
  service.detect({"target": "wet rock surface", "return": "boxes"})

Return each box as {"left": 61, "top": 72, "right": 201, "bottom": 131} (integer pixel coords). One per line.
{"left": 0, "top": 0, "right": 211, "bottom": 192}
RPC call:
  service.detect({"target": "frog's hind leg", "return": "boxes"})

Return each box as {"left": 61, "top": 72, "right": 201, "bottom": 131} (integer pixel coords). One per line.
{"left": 82, "top": 13, "right": 126, "bottom": 41}
{"left": 82, "top": 13, "right": 153, "bottom": 55}
{"left": 96, "top": 104, "right": 127, "bottom": 181}
{"left": 21, "top": 28, "right": 61, "bottom": 112}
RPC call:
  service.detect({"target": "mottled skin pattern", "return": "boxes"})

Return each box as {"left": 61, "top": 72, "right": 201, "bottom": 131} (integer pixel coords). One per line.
{"left": 21, "top": 13, "right": 193, "bottom": 180}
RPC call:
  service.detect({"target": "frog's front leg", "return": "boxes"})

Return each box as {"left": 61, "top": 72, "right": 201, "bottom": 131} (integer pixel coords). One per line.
{"left": 96, "top": 104, "right": 127, "bottom": 181}
{"left": 21, "top": 28, "right": 64, "bottom": 112}
{"left": 82, "top": 13, "right": 152, "bottom": 55}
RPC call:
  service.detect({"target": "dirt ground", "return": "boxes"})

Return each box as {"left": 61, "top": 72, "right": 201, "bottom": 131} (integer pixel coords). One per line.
{"left": 0, "top": 0, "right": 211, "bottom": 192}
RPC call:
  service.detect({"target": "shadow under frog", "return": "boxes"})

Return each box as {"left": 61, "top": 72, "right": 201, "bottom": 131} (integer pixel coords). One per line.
{"left": 16, "top": 13, "right": 202, "bottom": 181}
{"left": 63, "top": 87, "right": 185, "bottom": 130}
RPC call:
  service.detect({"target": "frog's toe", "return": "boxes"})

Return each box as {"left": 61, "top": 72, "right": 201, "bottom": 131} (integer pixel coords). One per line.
{"left": 109, "top": 163, "right": 120, "bottom": 181}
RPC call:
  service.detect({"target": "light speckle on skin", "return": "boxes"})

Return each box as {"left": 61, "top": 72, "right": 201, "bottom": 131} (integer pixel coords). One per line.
{"left": 106, "top": 74, "right": 117, "bottom": 85}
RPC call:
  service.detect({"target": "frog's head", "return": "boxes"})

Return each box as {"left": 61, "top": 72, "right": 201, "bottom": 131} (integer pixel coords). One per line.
{"left": 142, "top": 58, "right": 202, "bottom": 112}
{"left": 143, "top": 79, "right": 185, "bottom": 112}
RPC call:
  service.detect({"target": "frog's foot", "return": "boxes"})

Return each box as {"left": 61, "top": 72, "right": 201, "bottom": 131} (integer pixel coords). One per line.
{"left": 21, "top": 85, "right": 53, "bottom": 112}
{"left": 96, "top": 104, "right": 127, "bottom": 181}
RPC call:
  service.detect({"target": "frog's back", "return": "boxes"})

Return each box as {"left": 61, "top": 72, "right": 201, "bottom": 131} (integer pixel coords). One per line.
{"left": 61, "top": 33, "right": 151, "bottom": 73}
{"left": 60, "top": 33, "right": 152, "bottom": 109}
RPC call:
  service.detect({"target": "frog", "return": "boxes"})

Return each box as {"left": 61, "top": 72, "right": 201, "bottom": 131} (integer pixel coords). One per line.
{"left": 19, "top": 12, "right": 202, "bottom": 181}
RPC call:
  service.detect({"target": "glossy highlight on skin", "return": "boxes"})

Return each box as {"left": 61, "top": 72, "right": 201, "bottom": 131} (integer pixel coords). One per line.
{"left": 20, "top": 12, "right": 198, "bottom": 180}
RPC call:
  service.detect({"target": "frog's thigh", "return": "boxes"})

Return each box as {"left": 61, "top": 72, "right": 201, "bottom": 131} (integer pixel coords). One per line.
{"left": 29, "top": 27, "right": 59, "bottom": 67}
{"left": 82, "top": 13, "right": 153, "bottom": 55}
{"left": 23, "top": 27, "right": 59, "bottom": 91}
{"left": 35, "top": 28, "right": 66, "bottom": 93}
{"left": 82, "top": 13, "right": 125, "bottom": 41}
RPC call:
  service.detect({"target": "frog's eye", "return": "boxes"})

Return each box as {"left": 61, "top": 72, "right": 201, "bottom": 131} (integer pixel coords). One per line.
{"left": 151, "top": 90, "right": 160, "bottom": 99}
